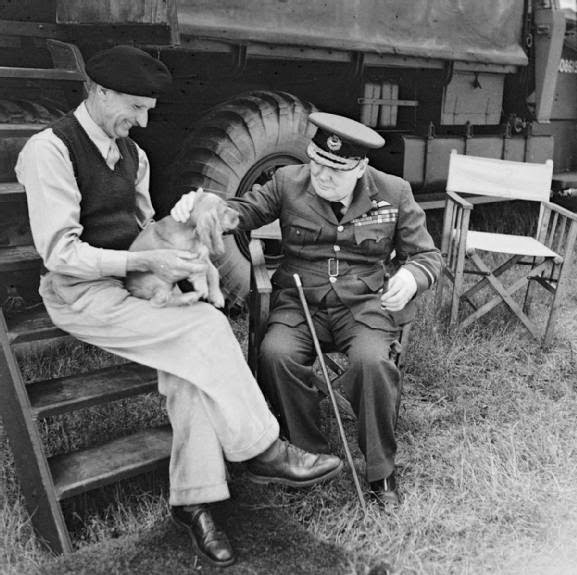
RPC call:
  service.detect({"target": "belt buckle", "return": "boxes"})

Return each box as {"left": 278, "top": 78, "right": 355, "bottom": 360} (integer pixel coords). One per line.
{"left": 328, "top": 258, "right": 339, "bottom": 277}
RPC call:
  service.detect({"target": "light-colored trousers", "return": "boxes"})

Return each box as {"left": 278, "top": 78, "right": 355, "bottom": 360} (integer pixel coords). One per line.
{"left": 40, "top": 273, "right": 279, "bottom": 505}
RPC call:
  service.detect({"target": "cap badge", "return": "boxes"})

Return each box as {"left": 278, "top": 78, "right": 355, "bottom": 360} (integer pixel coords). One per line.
{"left": 327, "top": 134, "right": 342, "bottom": 152}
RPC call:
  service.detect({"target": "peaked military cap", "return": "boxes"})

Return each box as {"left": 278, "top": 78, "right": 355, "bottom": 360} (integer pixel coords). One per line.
{"left": 307, "top": 112, "right": 385, "bottom": 170}
{"left": 85, "top": 45, "right": 172, "bottom": 98}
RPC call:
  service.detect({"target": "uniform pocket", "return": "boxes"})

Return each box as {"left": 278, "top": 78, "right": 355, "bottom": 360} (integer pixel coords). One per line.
{"left": 353, "top": 222, "right": 394, "bottom": 246}
{"left": 284, "top": 218, "right": 321, "bottom": 251}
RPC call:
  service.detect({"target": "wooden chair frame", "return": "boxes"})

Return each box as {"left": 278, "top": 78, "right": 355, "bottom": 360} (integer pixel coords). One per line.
{"left": 435, "top": 150, "right": 577, "bottom": 346}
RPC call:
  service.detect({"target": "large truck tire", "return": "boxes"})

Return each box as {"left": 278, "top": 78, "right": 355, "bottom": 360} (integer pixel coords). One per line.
{"left": 167, "top": 91, "right": 317, "bottom": 306}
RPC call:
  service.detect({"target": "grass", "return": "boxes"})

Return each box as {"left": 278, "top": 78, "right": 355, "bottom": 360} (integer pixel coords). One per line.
{"left": 1, "top": 205, "right": 577, "bottom": 574}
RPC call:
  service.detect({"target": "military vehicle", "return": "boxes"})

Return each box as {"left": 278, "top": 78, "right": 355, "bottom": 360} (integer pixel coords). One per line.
{"left": 1, "top": 0, "right": 576, "bottom": 303}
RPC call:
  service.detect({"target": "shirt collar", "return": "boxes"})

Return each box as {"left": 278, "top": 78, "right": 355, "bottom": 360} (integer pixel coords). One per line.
{"left": 74, "top": 102, "right": 116, "bottom": 159}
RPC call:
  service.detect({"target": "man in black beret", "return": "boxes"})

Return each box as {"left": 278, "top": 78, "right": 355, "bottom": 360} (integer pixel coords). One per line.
{"left": 173, "top": 112, "right": 442, "bottom": 508}
{"left": 16, "top": 46, "right": 342, "bottom": 568}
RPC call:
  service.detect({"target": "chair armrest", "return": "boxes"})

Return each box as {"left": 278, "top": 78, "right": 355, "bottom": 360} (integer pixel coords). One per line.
{"left": 247, "top": 238, "right": 272, "bottom": 375}
{"left": 249, "top": 238, "right": 272, "bottom": 295}
{"left": 446, "top": 190, "right": 473, "bottom": 209}
{"left": 544, "top": 200, "right": 577, "bottom": 222}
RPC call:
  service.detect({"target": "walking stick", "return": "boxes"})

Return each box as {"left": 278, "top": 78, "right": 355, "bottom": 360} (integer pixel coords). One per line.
{"left": 292, "top": 273, "right": 367, "bottom": 513}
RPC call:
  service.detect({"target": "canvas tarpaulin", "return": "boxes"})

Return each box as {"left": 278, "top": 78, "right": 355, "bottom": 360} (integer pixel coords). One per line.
{"left": 177, "top": 0, "right": 528, "bottom": 66}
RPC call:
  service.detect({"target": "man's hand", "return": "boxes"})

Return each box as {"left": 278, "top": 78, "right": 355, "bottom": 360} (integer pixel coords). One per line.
{"left": 170, "top": 189, "right": 199, "bottom": 223}
{"left": 128, "top": 249, "right": 207, "bottom": 283}
{"left": 379, "top": 268, "right": 417, "bottom": 312}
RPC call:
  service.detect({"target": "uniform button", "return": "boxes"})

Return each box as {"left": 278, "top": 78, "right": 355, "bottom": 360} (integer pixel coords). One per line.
{"left": 333, "top": 245, "right": 341, "bottom": 252}
{"left": 329, "top": 276, "right": 337, "bottom": 283}
{"left": 337, "top": 225, "right": 344, "bottom": 232}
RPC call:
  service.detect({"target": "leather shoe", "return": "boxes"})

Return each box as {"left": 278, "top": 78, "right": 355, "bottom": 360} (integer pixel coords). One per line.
{"left": 369, "top": 472, "right": 400, "bottom": 507}
{"left": 171, "top": 504, "right": 235, "bottom": 567}
{"left": 246, "top": 438, "right": 343, "bottom": 487}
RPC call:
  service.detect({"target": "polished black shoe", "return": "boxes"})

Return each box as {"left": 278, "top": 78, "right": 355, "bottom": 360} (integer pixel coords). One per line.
{"left": 246, "top": 438, "right": 343, "bottom": 487}
{"left": 171, "top": 504, "right": 236, "bottom": 567}
{"left": 369, "top": 472, "right": 401, "bottom": 507}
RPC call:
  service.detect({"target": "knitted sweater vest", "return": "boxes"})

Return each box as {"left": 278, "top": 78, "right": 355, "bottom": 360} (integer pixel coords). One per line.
{"left": 51, "top": 113, "right": 140, "bottom": 250}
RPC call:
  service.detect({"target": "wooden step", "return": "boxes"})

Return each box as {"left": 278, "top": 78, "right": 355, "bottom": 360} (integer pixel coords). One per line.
{"left": 49, "top": 425, "right": 172, "bottom": 500}
{"left": 6, "top": 307, "right": 66, "bottom": 344}
{"left": 0, "top": 66, "right": 84, "bottom": 82}
{"left": 28, "top": 363, "right": 158, "bottom": 419}
{"left": 0, "top": 245, "right": 41, "bottom": 272}
{"left": 0, "top": 125, "right": 47, "bottom": 139}
{"left": 0, "top": 182, "right": 26, "bottom": 202}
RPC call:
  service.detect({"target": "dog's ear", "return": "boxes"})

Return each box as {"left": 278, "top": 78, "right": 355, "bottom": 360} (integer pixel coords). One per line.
{"left": 197, "top": 210, "right": 225, "bottom": 254}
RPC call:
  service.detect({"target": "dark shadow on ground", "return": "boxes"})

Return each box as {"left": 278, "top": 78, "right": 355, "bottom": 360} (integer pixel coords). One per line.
{"left": 39, "top": 490, "right": 353, "bottom": 575}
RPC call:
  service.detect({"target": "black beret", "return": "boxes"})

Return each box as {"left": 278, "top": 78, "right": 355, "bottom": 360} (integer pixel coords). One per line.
{"left": 85, "top": 45, "right": 172, "bottom": 98}
{"left": 307, "top": 112, "right": 385, "bottom": 170}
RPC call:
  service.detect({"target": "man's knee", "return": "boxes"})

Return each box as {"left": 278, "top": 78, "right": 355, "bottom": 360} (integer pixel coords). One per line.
{"left": 348, "top": 342, "right": 392, "bottom": 371}
{"left": 260, "top": 327, "right": 291, "bottom": 366}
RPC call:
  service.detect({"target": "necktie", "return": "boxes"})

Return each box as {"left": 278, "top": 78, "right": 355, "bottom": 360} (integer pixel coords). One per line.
{"left": 106, "top": 141, "right": 121, "bottom": 170}
{"left": 330, "top": 201, "right": 344, "bottom": 221}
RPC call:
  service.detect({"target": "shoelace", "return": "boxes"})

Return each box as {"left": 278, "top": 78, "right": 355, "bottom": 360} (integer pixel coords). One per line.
{"left": 281, "top": 439, "right": 320, "bottom": 462}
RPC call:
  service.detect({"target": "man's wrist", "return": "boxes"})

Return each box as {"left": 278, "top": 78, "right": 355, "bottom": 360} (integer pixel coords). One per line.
{"left": 126, "top": 251, "right": 150, "bottom": 272}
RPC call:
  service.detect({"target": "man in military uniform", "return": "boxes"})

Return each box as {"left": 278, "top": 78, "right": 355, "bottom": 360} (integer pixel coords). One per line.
{"left": 172, "top": 112, "right": 441, "bottom": 505}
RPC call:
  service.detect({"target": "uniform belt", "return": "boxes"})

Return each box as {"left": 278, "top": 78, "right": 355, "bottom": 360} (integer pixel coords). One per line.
{"left": 282, "top": 258, "right": 381, "bottom": 278}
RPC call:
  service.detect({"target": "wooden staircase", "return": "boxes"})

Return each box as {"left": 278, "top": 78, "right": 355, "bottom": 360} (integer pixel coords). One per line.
{"left": 0, "top": 30, "right": 172, "bottom": 555}
{"left": 0, "top": 192, "right": 173, "bottom": 553}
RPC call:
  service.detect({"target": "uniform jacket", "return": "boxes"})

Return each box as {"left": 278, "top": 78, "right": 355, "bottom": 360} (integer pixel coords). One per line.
{"left": 229, "top": 163, "right": 441, "bottom": 330}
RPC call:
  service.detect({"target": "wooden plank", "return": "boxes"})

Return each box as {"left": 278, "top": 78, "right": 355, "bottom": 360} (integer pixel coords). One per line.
{"left": 379, "top": 83, "right": 392, "bottom": 127}
{"left": 0, "top": 245, "right": 40, "bottom": 272}
{"left": 50, "top": 425, "right": 172, "bottom": 500}
{"left": 0, "top": 66, "right": 84, "bottom": 81}
{"left": 0, "top": 311, "right": 72, "bottom": 553}
{"left": 6, "top": 308, "right": 67, "bottom": 344}
{"left": 418, "top": 194, "right": 513, "bottom": 211}
{"left": 0, "top": 125, "right": 46, "bottom": 138}
{"left": 28, "top": 363, "right": 157, "bottom": 419}
{"left": 0, "top": 21, "right": 68, "bottom": 39}
{"left": 0, "top": 182, "right": 26, "bottom": 202}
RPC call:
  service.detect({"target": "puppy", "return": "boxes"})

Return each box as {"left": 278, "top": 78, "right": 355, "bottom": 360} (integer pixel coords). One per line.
{"left": 126, "top": 189, "right": 239, "bottom": 307}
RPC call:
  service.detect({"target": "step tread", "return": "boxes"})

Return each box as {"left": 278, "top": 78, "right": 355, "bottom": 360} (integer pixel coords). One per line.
{"left": 0, "top": 182, "right": 25, "bottom": 196}
{"left": 0, "top": 245, "right": 40, "bottom": 271}
{"left": 0, "top": 66, "right": 84, "bottom": 81}
{"left": 49, "top": 425, "right": 172, "bottom": 500}
{"left": 28, "top": 363, "right": 158, "bottom": 419}
{"left": 6, "top": 307, "right": 66, "bottom": 345}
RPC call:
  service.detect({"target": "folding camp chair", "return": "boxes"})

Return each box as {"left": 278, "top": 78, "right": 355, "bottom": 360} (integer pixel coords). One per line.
{"left": 435, "top": 150, "right": 577, "bottom": 346}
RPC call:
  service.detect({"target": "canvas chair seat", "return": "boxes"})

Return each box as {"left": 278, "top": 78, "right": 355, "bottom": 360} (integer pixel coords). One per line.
{"left": 465, "top": 231, "right": 562, "bottom": 261}
{"left": 436, "top": 150, "right": 577, "bottom": 346}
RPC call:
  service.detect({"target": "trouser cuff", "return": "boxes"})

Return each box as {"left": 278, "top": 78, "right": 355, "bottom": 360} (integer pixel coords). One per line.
{"left": 169, "top": 482, "right": 230, "bottom": 506}
{"left": 224, "top": 421, "right": 279, "bottom": 462}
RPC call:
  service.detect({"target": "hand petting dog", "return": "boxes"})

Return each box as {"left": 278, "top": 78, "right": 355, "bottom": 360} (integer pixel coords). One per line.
{"left": 126, "top": 188, "right": 239, "bottom": 307}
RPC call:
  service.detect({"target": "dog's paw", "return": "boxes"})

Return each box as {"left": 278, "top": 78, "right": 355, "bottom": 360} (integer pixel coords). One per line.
{"left": 173, "top": 292, "right": 202, "bottom": 306}
{"left": 209, "top": 293, "right": 226, "bottom": 308}
{"left": 150, "top": 292, "right": 170, "bottom": 307}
